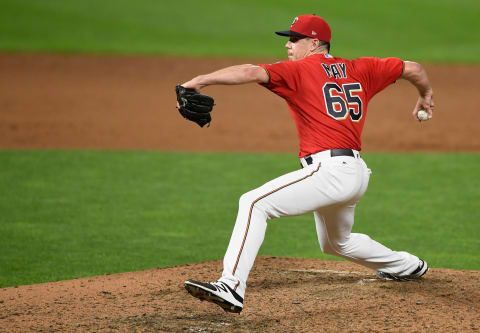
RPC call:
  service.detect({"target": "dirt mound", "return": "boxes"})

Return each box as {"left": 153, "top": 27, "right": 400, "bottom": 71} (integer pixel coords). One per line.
{"left": 1, "top": 257, "right": 479, "bottom": 332}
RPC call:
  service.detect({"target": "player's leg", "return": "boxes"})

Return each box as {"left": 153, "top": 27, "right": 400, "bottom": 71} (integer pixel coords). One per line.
{"left": 219, "top": 154, "right": 365, "bottom": 298}
{"left": 186, "top": 164, "right": 333, "bottom": 312}
{"left": 314, "top": 157, "right": 425, "bottom": 276}
{"left": 314, "top": 205, "right": 421, "bottom": 274}
{"left": 219, "top": 162, "right": 330, "bottom": 299}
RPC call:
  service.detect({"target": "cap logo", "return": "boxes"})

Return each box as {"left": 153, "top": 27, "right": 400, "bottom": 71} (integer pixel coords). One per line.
{"left": 291, "top": 17, "right": 299, "bottom": 27}
{"left": 312, "top": 31, "right": 317, "bottom": 35}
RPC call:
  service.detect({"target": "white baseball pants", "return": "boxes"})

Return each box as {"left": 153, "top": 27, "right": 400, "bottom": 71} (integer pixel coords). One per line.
{"left": 220, "top": 150, "right": 421, "bottom": 298}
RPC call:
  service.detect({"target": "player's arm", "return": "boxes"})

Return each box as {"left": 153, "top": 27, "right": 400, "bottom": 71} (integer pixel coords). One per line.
{"left": 399, "top": 61, "right": 434, "bottom": 120}
{"left": 181, "top": 64, "right": 269, "bottom": 91}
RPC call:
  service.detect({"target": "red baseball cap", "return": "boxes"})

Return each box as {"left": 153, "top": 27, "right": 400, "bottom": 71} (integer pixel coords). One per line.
{"left": 275, "top": 15, "right": 331, "bottom": 42}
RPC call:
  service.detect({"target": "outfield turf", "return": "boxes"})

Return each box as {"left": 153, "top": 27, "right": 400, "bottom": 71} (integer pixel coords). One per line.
{"left": 0, "top": 0, "right": 479, "bottom": 62}
{"left": 0, "top": 151, "right": 478, "bottom": 287}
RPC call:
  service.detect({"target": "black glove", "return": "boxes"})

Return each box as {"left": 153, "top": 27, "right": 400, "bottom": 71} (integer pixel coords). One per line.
{"left": 175, "top": 85, "right": 214, "bottom": 127}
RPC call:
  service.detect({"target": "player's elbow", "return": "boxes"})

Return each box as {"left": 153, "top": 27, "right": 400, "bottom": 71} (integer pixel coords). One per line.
{"left": 400, "top": 61, "right": 432, "bottom": 94}
{"left": 400, "top": 61, "right": 423, "bottom": 80}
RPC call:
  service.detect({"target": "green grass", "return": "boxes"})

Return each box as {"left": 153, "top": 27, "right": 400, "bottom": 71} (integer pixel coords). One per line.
{"left": 0, "top": 151, "right": 479, "bottom": 287}
{"left": 0, "top": 0, "right": 479, "bottom": 62}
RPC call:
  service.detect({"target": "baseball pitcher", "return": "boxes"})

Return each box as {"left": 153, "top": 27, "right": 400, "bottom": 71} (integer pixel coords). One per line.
{"left": 177, "top": 15, "right": 434, "bottom": 313}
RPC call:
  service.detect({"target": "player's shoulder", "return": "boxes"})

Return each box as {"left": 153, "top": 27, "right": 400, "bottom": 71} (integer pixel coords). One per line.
{"left": 259, "top": 59, "right": 296, "bottom": 72}
{"left": 349, "top": 56, "right": 381, "bottom": 66}
{"left": 351, "top": 56, "right": 404, "bottom": 75}
{"left": 351, "top": 56, "right": 403, "bottom": 66}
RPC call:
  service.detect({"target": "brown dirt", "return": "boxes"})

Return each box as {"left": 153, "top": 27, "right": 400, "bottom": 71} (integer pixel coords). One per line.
{"left": 1, "top": 53, "right": 479, "bottom": 152}
{"left": 1, "top": 257, "right": 479, "bottom": 332}
{"left": 1, "top": 53, "right": 479, "bottom": 332}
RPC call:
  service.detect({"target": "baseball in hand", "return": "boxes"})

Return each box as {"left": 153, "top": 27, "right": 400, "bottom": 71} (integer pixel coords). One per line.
{"left": 417, "top": 110, "right": 429, "bottom": 121}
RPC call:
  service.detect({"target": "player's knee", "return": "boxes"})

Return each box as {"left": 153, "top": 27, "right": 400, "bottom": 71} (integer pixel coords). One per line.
{"left": 239, "top": 191, "right": 269, "bottom": 216}
{"left": 320, "top": 242, "right": 337, "bottom": 255}
{"left": 239, "top": 191, "right": 258, "bottom": 210}
{"left": 320, "top": 240, "right": 349, "bottom": 256}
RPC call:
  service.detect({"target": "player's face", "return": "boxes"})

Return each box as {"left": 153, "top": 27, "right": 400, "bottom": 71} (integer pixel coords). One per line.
{"left": 285, "top": 37, "right": 314, "bottom": 61}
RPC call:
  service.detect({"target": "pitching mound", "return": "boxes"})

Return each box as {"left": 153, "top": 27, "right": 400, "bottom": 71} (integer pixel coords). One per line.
{"left": 1, "top": 257, "right": 479, "bottom": 332}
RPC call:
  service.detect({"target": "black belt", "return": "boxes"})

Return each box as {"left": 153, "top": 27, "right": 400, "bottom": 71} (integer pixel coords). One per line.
{"left": 304, "top": 149, "right": 357, "bottom": 166}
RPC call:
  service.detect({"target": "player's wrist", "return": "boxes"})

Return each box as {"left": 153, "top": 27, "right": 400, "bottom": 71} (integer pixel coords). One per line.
{"left": 418, "top": 87, "right": 433, "bottom": 99}
{"left": 181, "top": 78, "right": 205, "bottom": 92}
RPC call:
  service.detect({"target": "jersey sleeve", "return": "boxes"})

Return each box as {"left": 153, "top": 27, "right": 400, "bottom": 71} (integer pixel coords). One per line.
{"left": 257, "top": 61, "right": 300, "bottom": 98}
{"left": 354, "top": 57, "right": 404, "bottom": 99}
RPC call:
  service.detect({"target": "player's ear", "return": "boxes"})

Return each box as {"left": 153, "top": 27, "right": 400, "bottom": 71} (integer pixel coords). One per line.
{"left": 311, "top": 39, "right": 319, "bottom": 51}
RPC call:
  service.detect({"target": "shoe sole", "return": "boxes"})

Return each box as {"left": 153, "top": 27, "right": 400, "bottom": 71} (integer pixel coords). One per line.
{"left": 376, "top": 271, "right": 415, "bottom": 281}
{"left": 184, "top": 283, "right": 242, "bottom": 313}
{"left": 377, "top": 263, "right": 429, "bottom": 282}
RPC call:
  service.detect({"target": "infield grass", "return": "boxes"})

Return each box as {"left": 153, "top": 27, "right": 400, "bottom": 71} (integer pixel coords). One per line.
{"left": 0, "top": 0, "right": 479, "bottom": 62}
{"left": 0, "top": 151, "right": 479, "bottom": 287}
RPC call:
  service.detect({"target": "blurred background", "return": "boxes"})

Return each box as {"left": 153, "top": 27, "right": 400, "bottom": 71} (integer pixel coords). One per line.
{"left": 1, "top": 0, "right": 479, "bottom": 61}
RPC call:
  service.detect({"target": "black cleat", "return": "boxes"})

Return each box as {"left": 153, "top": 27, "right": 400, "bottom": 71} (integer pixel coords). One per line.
{"left": 184, "top": 279, "right": 243, "bottom": 313}
{"left": 376, "top": 259, "right": 429, "bottom": 282}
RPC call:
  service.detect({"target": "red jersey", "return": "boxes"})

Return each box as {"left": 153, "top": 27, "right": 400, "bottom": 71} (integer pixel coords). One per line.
{"left": 259, "top": 54, "right": 403, "bottom": 157}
